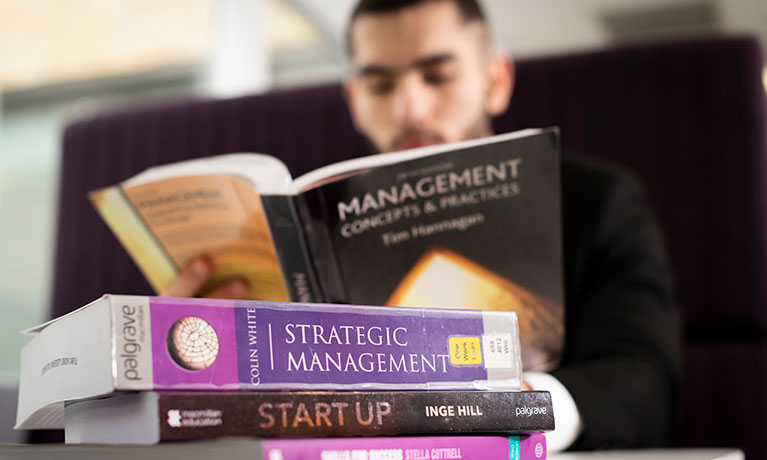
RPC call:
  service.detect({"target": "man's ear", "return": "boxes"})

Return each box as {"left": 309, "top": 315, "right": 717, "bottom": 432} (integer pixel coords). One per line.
{"left": 485, "top": 55, "right": 514, "bottom": 116}
{"left": 343, "top": 79, "right": 363, "bottom": 131}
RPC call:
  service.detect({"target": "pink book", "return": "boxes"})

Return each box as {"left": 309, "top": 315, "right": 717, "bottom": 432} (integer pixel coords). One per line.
{"left": 261, "top": 435, "right": 547, "bottom": 460}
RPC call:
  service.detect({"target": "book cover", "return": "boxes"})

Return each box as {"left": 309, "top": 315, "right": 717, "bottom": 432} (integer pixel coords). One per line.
{"left": 17, "top": 294, "right": 521, "bottom": 430}
{"left": 64, "top": 390, "right": 553, "bottom": 443}
{"left": 90, "top": 174, "right": 292, "bottom": 301}
{"left": 260, "top": 435, "right": 547, "bottom": 460}
{"left": 299, "top": 129, "right": 562, "bottom": 371}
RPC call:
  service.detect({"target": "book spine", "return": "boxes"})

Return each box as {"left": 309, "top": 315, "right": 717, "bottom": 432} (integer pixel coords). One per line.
{"left": 260, "top": 195, "right": 323, "bottom": 302}
{"left": 153, "top": 390, "right": 552, "bottom": 440}
{"left": 260, "top": 435, "right": 546, "bottom": 460}
{"left": 292, "top": 192, "right": 347, "bottom": 303}
{"left": 109, "top": 295, "right": 522, "bottom": 391}
{"left": 88, "top": 187, "right": 178, "bottom": 292}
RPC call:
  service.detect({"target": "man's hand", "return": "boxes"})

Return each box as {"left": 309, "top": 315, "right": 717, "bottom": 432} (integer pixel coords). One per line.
{"left": 160, "top": 257, "right": 249, "bottom": 299}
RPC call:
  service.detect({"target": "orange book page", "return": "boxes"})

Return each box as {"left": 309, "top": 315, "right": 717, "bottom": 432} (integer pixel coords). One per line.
{"left": 387, "top": 246, "right": 564, "bottom": 371}
{"left": 122, "top": 174, "right": 289, "bottom": 301}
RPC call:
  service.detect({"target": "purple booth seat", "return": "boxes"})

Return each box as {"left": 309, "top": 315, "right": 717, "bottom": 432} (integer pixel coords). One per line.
{"left": 49, "top": 36, "right": 766, "bottom": 457}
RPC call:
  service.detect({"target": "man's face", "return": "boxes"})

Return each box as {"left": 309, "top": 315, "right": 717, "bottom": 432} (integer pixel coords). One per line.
{"left": 345, "top": 1, "right": 511, "bottom": 153}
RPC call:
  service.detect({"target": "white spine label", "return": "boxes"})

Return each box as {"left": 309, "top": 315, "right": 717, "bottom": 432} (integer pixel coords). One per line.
{"left": 113, "top": 296, "right": 153, "bottom": 389}
{"left": 481, "top": 333, "right": 514, "bottom": 369}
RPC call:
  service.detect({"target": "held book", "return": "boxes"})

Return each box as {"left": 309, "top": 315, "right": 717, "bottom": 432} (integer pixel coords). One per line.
{"left": 64, "top": 390, "right": 554, "bottom": 443}
{"left": 90, "top": 128, "right": 563, "bottom": 372}
{"left": 16, "top": 294, "right": 522, "bottom": 430}
{"left": 0, "top": 436, "right": 547, "bottom": 460}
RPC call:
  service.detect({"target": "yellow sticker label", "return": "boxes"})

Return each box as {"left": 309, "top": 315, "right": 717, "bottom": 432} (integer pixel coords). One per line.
{"left": 448, "top": 337, "right": 482, "bottom": 365}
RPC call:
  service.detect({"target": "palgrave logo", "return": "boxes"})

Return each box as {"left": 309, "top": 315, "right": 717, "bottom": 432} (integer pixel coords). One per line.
{"left": 167, "top": 409, "right": 182, "bottom": 428}
{"left": 534, "top": 441, "right": 544, "bottom": 458}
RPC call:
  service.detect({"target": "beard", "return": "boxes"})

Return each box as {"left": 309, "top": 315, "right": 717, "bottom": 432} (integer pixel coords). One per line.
{"left": 390, "top": 129, "right": 446, "bottom": 152}
{"left": 367, "top": 115, "right": 493, "bottom": 154}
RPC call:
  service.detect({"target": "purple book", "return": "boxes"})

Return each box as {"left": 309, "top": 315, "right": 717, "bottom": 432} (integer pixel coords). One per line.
{"left": 17, "top": 295, "right": 521, "bottom": 430}
{"left": 260, "top": 435, "right": 547, "bottom": 460}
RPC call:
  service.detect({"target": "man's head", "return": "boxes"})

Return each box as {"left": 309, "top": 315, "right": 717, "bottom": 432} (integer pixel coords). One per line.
{"left": 344, "top": 0, "right": 513, "bottom": 153}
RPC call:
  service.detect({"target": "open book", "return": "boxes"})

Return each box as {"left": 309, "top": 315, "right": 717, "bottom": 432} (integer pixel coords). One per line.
{"left": 90, "top": 128, "right": 563, "bottom": 370}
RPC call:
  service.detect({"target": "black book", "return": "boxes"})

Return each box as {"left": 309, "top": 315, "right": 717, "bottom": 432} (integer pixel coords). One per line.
{"left": 65, "top": 390, "right": 553, "bottom": 444}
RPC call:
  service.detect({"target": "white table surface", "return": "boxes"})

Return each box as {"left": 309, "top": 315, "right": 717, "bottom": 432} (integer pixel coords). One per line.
{"left": 550, "top": 448, "right": 744, "bottom": 460}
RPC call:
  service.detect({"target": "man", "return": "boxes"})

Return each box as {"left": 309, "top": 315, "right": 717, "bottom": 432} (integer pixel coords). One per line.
{"left": 166, "top": 0, "right": 680, "bottom": 451}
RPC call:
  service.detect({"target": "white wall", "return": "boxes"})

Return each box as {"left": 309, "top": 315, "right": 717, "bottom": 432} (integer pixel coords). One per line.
{"left": 202, "top": 0, "right": 272, "bottom": 96}
{"left": 290, "top": 0, "right": 767, "bottom": 60}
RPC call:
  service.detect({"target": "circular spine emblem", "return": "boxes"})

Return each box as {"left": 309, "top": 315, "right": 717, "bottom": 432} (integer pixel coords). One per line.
{"left": 535, "top": 441, "right": 544, "bottom": 458}
{"left": 166, "top": 316, "right": 220, "bottom": 370}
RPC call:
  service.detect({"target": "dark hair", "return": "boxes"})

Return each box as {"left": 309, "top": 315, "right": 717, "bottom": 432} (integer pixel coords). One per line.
{"left": 346, "top": 0, "right": 487, "bottom": 54}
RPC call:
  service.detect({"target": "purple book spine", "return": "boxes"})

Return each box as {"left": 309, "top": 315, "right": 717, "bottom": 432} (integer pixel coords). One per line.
{"left": 112, "top": 295, "right": 521, "bottom": 391}
{"left": 260, "top": 435, "right": 546, "bottom": 460}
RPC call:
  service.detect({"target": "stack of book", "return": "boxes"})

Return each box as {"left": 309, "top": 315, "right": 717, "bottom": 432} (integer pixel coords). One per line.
{"left": 17, "top": 128, "right": 564, "bottom": 458}
{"left": 16, "top": 294, "right": 553, "bottom": 459}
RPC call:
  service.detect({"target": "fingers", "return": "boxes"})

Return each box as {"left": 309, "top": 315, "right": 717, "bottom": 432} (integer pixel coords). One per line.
{"left": 205, "top": 279, "right": 249, "bottom": 299}
{"left": 160, "top": 257, "right": 250, "bottom": 299}
{"left": 160, "top": 258, "right": 212, "bottom": 298}
{"left": 160, "top": 258, "right": 248, "bottom": 299}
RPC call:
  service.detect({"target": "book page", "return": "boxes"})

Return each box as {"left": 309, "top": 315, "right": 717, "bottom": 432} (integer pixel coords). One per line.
{"left": 90, "top": 187, "right": 178, "bottom": 293}
{"left": 119, "top": 174, "right": 289, "bottom": 301}
{"left": 290, "top": 129, "right": 542, "bottom": 193}
{"left": 124, "top": 153, "right": 293, "bottom": 195}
